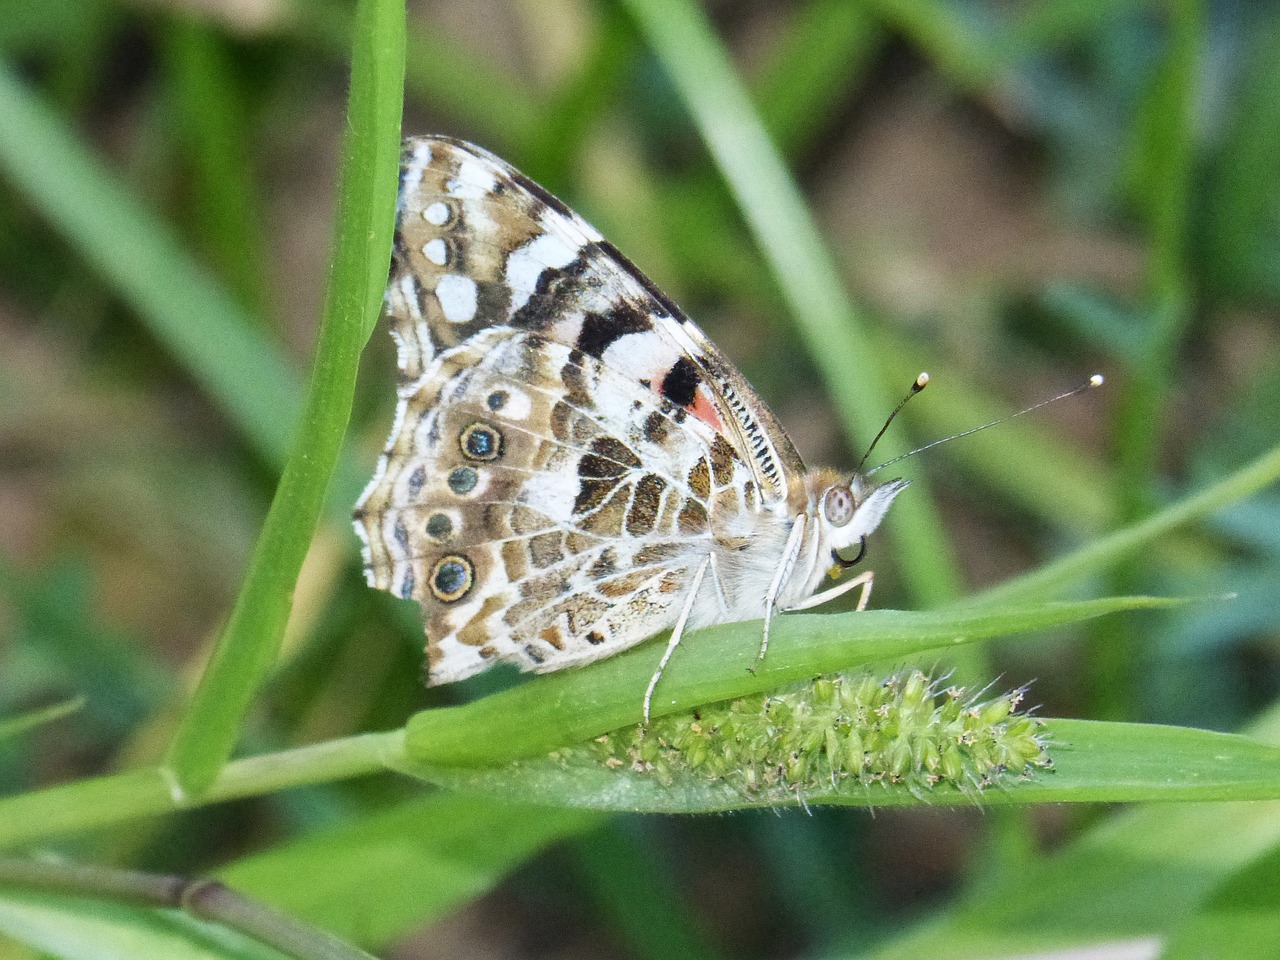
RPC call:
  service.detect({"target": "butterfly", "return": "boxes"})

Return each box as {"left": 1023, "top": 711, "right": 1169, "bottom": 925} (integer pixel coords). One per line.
{"left": 353, "top": 136, "right": 908, "bottom": 721}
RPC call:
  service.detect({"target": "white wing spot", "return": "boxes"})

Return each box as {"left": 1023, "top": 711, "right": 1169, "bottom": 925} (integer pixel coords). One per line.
{"left": 423, "top": 238, "right": 448, "bottom": 266}
{"left": 602, "top": 330, "right": 681, "bottom": 388}
{"left": 446, "top": 157, "right": 498, "bottom": 199}
{"left": 505, "top": 231, "right": 583, "bottom": 316}
{"left": 423, "top": 202, "right": 450, "bottom": 226}
{"left": 435, "top": 275, "right": 478, "bottom": 324}
{"left": 498, "top": 386, "right": 532, "bottom": 421}
{"left": 523, "top": 464, "right": 578, "bottom": 519}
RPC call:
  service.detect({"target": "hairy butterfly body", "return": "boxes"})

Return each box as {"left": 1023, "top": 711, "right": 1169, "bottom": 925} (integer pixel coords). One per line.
{"left": 354, "top": 137, "right": 907, "bottom": 719}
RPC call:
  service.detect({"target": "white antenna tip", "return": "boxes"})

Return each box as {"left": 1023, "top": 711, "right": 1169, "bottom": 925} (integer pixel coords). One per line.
{"left": 1089, "top": 374, "right": 1104, "bottom": 388}
{"left": 915, "top": 372, "right": 930, "bottom": 389}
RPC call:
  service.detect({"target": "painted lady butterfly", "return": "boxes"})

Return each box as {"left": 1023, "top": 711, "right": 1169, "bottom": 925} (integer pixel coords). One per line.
{"left": 353, "top": 137, "right": 907, "bottom": 720}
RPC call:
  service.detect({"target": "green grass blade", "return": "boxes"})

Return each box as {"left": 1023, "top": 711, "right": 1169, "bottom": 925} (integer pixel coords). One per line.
{"left": 160, "top": 18, "right": 273, "bottom": 321}
{"left": 570, "top": 821, "right": 728, "bottom": 960}
{"left": 0, "top": 859, "right": 379, "bottom": 960}
{"left": 0, "top": 697, "right": 85, "bottom": 743}
{"left": 622, "top": 0, "right": 961, "bottom": 607}
{"left": 857, "top": 706, "right": 1280, "bottom": 960}
{"left": 1087, "top": 3, "right": 1202, "bottom": 721}
{"left": 162, "top": 0, "right": 404, "bottom": 795}
{"left": 753, "top": 0, "right": 882, "bottom": 151}
{"left": 221, "top": 794, "right": 602, "bottom": 948}
{"left": 1201, "top": 18, "right": 1280, "bottom": 302}
{"left": 967, "top": 442, "right": 1280, "bottom": 608}
{"left": 0, "top": 60, "right": 301, "bottom": 465}
{"left": 862, "top": 0, "right": 999, "bottom": 91}
{"left": 1009, "top": 719, "right": 1280, "bottom": 804}
{"left": 0, "top": 890, "right": 289, "bottom": 960}
{"left": 1160, "top": 842, "right": 1280, "bottom": 959}
{"left": 0, "top": 732, "right": 402, "bottom": 849}
{"left": 0, "top": 58, "right": 386, "bottom": 517}
{"left": 399, "top": 718, "right": 1280, "bottom": 814}
{"left": 403, "top": 595, "right": 1183, "bottom": 769}
{"left": 1115, "top": 0, "right": 1201, "bottom": 523}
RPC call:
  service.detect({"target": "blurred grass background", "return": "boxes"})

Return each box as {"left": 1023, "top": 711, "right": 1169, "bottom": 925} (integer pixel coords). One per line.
{"left": 2, "top": 0, "right": 1280, "bottom": 958}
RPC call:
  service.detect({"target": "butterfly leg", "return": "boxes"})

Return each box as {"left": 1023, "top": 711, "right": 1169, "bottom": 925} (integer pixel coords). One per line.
{"left": 708, "top": 553, "right": 730, "bottom": 618}
{"left": 757, "top": 516, "right": 810, "bottom": 665}
{"left": 643, "top": 555, "right": 712, "bottom": 725}
{"left": 785, "top": 569, "right": 875, "bottom": 613}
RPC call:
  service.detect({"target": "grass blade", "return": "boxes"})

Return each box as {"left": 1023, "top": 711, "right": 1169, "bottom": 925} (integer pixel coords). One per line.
{"left": 0, "top": 732, "right": 401, "bottom": 849}
{"left": 0, "top": 61, "right": 301, "bottom": 466}
{"left": 402, "top": 718, "right": 1280, "bottom": 813}
{"left": 163, "top": 0, "right": 404, "bottom": 795}
{"left": 0, "top": 698, "right": 85, "bottom": 743}
{"left": 221, "top": 794, "right": 602, "bottom": 947}
{"left": 403, "top": 595, "right": 1183, "bottom": 768}
{"left": 622, "top": 0, "right": 961, "bottom": 606}
{"left": 968, "top": 442, "right": 1280, "bottom": 608}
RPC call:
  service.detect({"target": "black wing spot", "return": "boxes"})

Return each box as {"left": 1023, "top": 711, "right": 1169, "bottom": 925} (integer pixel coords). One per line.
{"left": 661, "top": 356, "right": 701, "bottom": 408}
{"left": 448, "top": 466, "right": 479, "bottom": 494}
{"left": 576, "top": 304, "right": 653, "bottom": 358}
{"left": 426, "top": 513, "right": 453, "bottom": 541}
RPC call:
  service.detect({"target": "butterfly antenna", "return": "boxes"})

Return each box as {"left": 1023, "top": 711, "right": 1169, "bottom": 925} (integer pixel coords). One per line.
{"left": 854, "top": 373, "right": 930, "bottom": 475}
{"left": 866, "top": 374, "right": 1103, "bottom": 476}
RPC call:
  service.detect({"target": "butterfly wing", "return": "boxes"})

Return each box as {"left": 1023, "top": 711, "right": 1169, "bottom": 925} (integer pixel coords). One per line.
{"left": 354, "top": 137, "right": 806, "bottom": 683}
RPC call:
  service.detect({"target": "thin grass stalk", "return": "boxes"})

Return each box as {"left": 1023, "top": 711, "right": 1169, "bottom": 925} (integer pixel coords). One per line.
{"left": 163, "top": 0, "right": 404, "bottom": 794}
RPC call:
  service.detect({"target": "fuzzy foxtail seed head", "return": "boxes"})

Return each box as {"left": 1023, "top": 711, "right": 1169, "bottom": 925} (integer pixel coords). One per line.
{"left": 587, "top": 670, "right": 1052, "bottom": 805}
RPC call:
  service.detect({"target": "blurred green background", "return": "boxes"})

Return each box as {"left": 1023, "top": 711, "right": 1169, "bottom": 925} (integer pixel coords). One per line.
{"left": 2, "top": 0, "right": 1280, "bottom": 957}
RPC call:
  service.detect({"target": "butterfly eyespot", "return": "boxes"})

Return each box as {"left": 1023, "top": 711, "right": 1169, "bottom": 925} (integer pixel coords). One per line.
{"left": 823, "top": 487, "right": 855, "bottom": 526}
{"left": 447, "top": 466, "right": 478, "bottom": 495}
{"left": 430, "top": 555, "right": 473, "bottom": 602}
{"left": 460, "top": 422, "right": 503, "bottom": 461}
{"left": 425, "top": 513, "right": 453, "bottom": 541}
{"left": 486, "top": 390, "right": 508, "bottom": 411}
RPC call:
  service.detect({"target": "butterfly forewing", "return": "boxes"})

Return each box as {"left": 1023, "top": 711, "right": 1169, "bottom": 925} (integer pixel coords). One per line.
{"left": 355, "top": 136, "right": 799, "bottom": 683}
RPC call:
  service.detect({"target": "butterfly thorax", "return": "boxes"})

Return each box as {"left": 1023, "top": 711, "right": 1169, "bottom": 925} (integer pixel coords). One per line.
{"left": 694, "top": 466, "right": 886, "bottom": 625}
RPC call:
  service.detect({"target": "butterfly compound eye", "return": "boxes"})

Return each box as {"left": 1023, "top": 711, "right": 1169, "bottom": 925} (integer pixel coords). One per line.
{"left": 823, "top": 486, "right": 855, "bottom": 526}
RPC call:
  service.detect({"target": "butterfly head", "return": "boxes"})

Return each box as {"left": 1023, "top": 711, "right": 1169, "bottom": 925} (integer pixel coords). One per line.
{"left": 818, "top": 475, "right": 909, "bottom": 566}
